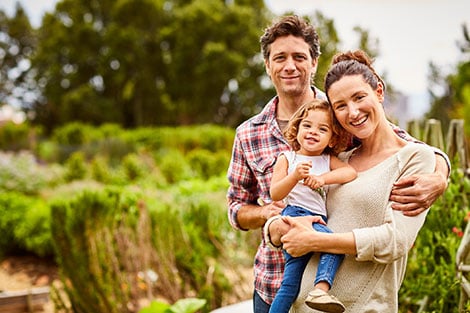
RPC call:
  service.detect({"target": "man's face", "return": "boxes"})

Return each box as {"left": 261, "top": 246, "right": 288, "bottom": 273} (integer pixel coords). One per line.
{"left": 265, "top": 35, "right": 317, "bottom": 98}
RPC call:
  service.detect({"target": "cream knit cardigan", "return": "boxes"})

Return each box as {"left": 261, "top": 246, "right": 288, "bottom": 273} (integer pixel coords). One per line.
{"left": 290, "top": 142, "right": 436, "bottom": 313}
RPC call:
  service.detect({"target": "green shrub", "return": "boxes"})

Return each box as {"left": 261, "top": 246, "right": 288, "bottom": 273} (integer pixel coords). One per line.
{"left": 52, "top": 122, "right": 97, "bottom": 161}
{"left": 0, "top": 121, "right": 39, "bottom": 151}
{"left": 122, "top": 153, "right": 146, "bottom": 181}
{"left": 139, "top": 298, "right": 207, "bottom": 313}
{"left": 64, "top": 151, "right": 87, "bottom": 181}
{"left": 90, "top": 156, "right": 111, "bottom": 184}
{"left": 186, "top": 149, "right": 230, "bottom": 179}
{"left": 148, "top": 178, "right": 247, "bottom": 309}
{"left": 0, "top": 192, "right": 52, "bottom": 257}
{"left": 51, "top": 187, "right": 154, "bottom": 313}
{"left": 157, "top": 149, "right": 192, "bottom": 184}
{"left": 0, "top": 151, "right": 63, "bottom": 195}
{"left": 399, "top": 169, "right": 470, "bottom": 312}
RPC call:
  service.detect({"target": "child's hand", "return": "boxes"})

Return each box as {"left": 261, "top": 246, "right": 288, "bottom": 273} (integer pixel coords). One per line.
{"left": 303, "top": 175, "right": 325, "bottom": 189}
{"left": 293, "top": 161, "right": 312, "bottom": 181}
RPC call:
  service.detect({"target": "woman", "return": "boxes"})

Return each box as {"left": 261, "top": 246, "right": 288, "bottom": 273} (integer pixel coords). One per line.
{"left": 266, "top": 50, "right": 438, "bottom": 312}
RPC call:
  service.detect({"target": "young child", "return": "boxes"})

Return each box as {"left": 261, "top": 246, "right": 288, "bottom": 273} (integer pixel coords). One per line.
{"left": 267, "top": 99, "right": 356, "bottom": 313}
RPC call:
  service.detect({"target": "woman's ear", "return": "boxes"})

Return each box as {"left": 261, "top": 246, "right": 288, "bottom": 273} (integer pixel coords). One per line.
{"left": 376, "top": 82, "right": 385, "bottom": 102}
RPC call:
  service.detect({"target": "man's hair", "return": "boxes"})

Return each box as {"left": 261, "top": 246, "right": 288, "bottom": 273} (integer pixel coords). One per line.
{"left": 260, "top": 15, "right": 321, "bottom": 61}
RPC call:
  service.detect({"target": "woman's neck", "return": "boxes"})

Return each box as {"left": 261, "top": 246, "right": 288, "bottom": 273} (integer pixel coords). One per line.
{"left": 350, "top": 122, "right": 407, "bottom": 171}
{"left": 361, "top": 131, "right": 404, "bottom": 156}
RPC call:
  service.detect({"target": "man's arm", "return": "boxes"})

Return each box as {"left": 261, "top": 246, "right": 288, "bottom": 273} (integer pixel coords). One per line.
{"left": 235, "top": 201, "right": 285, "bottom": 230}
{"left": 390, "top": 153, "right": 448, "bottom": 216}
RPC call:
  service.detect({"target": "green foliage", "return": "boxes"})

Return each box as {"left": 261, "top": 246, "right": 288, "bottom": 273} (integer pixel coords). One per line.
{"left": 157, "top": 148, "right": 193, "bottom": 184}
{"left": 122, "top": 153, "right": 146, "bottom": 181}
{"left": 27, "top": 0, "right": 270, "bottom": 128}
{"left": 0, "top": 191, "right": 52, "bottom": 257}
{"left": 148, "top": 179, "right": 238, "bottom": 309}
{"left": 0, "top": 121, "right": 38, "bottom": 151}
{"left": 0, "top": 151, "right": 63, "bottom": 195}
{"left": 139, "top": 298, "right": 206, "bottom": 313}
{"left": 186, "top": 149, "right": 229, "bottom": 179}
{"left": 399, "top": 169, "right": 470, "bottom": 312}
{"left": 64, "top": 151, "right": 87, "bottom": 181}
{"left": 0, "top": 4, "right": 37, "bottom": 108}
{"left": 90, "top": 155, "right": 111, "bottom": 183}
{"left": 427, "top": 24, "right": 470, "bottom": 141}
{"left": 50, "top": 187, "right": 153, "bottom": 313}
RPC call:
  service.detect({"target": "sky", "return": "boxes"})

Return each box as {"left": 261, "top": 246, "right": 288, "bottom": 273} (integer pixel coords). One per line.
{"left": 265, "top": 0, "right": 470, "bottom": 117}
{"left": 1, "top": 0, "right": 470, "bottom": 118}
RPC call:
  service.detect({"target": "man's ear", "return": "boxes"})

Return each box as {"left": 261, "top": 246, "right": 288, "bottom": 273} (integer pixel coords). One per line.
{"left": 265, "top": 59, "right": 271, "bottom": 76}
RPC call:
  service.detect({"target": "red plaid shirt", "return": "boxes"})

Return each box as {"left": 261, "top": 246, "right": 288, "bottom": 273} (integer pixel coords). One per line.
{"left": 227, "top": 89, "right": 325, "bottom": 304}
{"left": 226, "top": 90, "right": 449, "bottom": 304}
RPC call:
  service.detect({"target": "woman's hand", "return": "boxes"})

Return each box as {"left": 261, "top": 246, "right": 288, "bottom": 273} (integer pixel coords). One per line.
{"left": 280, "top": 216, "right": 322, "bottom": 257}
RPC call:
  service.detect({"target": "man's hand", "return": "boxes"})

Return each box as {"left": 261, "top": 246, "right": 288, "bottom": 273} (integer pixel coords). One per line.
{"left": 390, "top": 173, "right": 447, "bottom": 216}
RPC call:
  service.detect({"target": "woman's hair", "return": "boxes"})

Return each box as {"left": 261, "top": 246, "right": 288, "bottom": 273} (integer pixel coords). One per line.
{"left": 260, "top": 15, "right": 321, "bottom": 61}
{"left": 283, "top": 99, "right": 351, "bottom": 155}
{"left": 324, "top": 50, "right": 385, "bottom": 98}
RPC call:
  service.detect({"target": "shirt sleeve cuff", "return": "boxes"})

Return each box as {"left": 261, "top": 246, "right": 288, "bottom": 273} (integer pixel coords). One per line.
{"left": 352, "top": 228, "right": 373, "bottom": 261}
{"left": 263, "top": 215, "right": 283, "bottom": 251}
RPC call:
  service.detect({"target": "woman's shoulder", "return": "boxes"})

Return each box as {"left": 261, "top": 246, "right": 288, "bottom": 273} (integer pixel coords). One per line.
{"left": 400, "top": 142, "right": 435, "bottom": 157}
{"left": 398, "top": 142, "right": 436, "bottom": 171}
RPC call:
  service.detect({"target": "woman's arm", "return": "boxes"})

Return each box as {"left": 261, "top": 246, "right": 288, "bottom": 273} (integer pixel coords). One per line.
{"left": 279, "top": 216, "right": 357, "bottom": 257}
{"left": 280, "top": 144, "right": 437, "bottom": 262}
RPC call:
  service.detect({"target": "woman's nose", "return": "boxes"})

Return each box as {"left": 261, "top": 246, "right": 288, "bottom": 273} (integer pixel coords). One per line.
{"left": 347, "top": 103, "right": 360, "bottom": 117}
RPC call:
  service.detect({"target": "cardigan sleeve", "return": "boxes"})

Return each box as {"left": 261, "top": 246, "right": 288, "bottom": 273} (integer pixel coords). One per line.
{"left": 353, "top": 143, "right": 436, "bottom": 263}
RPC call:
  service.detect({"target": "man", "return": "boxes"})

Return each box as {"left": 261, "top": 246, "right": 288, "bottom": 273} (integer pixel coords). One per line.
{"left": 227, "top": 15, "right": 449, "bottom": 313}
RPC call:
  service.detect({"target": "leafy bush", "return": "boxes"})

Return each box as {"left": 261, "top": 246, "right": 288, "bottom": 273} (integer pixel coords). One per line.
{"left": 64, "top": 151, "right": 87, "bottom": 181}
{"left": 0, "top": 121, "right": 40, "bottom": 151}
{"left": 157, "top": 149, "right": 193, "bottom": 184}
{"left": 186, "top": 149, "right": 230, "bottom": 179}
{"left": 52, "top": 122, "right": 97, "bottom": 161}
{"left": 51, "top": 187, "right": 155, "bottom": 313}
{"left": 0, "top": 192, "right": 52, "bottom": 257}
{"left": 0, "top": 151, "right": 63, "bottom": 195}
{"left": 399, "top": 169, "right": 470, "bottom": 312}
{"left": 139, "top": 298, "right": 206, "bottom": 313}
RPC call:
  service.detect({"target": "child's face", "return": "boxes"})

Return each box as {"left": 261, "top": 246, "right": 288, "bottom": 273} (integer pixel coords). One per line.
{"left": 296, "top": 109, "right": 333, "bottom": 156}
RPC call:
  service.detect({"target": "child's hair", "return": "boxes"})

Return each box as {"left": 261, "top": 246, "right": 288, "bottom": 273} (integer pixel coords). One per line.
{"left": 283, "top": 99, "right": 351, "bottom": 155}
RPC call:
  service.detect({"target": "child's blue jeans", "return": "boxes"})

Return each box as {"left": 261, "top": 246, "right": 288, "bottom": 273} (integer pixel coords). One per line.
{"left": 269, "top": 205, "right": 344, "bottom": 313}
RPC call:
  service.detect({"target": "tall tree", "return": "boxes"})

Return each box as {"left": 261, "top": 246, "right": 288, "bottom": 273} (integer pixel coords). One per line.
{"left": 30, "top": 0, "right": 270, "bottom": 130}
{"left": 427, "top": 23, "right": 470, "bottom": 135}
{"left": 0, "top": 4, "right": 37, "bottom": 111}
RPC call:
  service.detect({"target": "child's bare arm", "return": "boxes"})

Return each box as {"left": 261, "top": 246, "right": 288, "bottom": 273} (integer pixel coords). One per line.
{"left": 318, "top": 155, "right": 357, "bottom": 186}
{"left": 270, "top": 156, "right": 310, "bottom": 201}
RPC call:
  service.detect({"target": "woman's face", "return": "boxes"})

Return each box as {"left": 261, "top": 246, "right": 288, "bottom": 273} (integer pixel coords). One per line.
{"left": 327, "top": 75, "right": 385, "bottom": 140}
